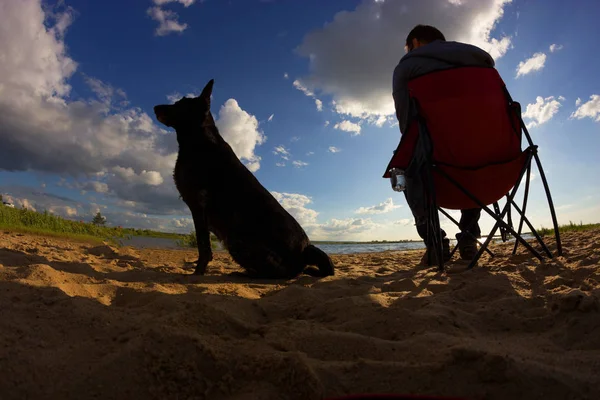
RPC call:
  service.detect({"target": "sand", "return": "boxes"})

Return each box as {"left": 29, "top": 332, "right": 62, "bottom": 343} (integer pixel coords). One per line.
{"left": 1, "top": 229, "right": 599, "bottom": 400}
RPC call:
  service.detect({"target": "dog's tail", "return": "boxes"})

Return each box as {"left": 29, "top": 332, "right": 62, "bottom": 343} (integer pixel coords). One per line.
{"left": 302, "top": 244, "right": 335, "bottom": 277}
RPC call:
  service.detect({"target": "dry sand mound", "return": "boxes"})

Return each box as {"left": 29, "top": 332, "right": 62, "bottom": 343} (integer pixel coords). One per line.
{"left": 1, "top": 230, "right": 599, "bottom": 399}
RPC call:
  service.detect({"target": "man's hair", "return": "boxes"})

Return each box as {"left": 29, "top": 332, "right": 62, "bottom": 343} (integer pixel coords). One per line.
{"left": 406, "top": 25, "right": 446, "bottom": 48}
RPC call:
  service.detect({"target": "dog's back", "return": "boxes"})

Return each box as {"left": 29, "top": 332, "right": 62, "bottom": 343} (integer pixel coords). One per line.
{"left": 155, "top": 80, "right": 334, "bottom": 278}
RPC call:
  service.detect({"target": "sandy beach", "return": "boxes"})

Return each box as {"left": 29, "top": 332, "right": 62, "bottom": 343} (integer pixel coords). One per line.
{"left": 1, "top": 229, "right": 599, "bottom": 399}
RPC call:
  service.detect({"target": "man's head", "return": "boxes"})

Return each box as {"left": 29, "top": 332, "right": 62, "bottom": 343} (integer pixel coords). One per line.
{"left": 405, "top": 24, "right": 445, "bottom": 53}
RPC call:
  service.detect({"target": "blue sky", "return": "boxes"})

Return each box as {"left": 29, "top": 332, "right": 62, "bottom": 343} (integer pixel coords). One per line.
{"left": 0, "top": 0, "right": 599, "bottom": 241}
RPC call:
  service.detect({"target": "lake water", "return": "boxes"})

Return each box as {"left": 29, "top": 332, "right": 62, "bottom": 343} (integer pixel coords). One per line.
{"left": 119, "top": 233, "right": 535, "bottom": 255}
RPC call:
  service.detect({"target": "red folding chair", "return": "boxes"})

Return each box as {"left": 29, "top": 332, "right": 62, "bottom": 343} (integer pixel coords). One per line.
{"left": 383, "top": 66, "right": 562, "bottom": 271}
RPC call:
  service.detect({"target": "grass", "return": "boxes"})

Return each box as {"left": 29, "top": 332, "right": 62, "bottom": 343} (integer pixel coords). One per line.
{"left": 537, "top": 221, "right": 600, "bottom": 237}
{"left": 1, "top": 205, "right": 222, "bottom": 249}
{"left": 0, "top": 206, "right": 129, "bottom": 243}
{"left": 176, "top": 230, "right": 220, "bottom": 250}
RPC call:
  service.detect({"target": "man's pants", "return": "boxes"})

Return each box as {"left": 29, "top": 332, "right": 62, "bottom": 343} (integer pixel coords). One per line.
{"left": 403, "top": 173, "right": 481, "bottom": 246}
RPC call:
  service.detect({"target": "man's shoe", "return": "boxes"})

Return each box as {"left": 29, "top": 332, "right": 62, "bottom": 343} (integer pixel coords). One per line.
{"left": 457, "top": 234, "right": 478, "bottom": 260}
{"left": 420, "top": 238, "right": 451, "bottom": 266}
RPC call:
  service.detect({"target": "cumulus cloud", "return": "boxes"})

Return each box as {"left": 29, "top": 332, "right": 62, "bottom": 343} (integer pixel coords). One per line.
{"left": 324, "top": 120, "right": 330, "bottom": 127}
{"left": 273, "top": 145, "right": 290, "bottom": 160}
{"left": 271, "top": 192, "right": 319, "bottom": 227}
{"left": 328, "top": 146, "right": 341, "bottom": 153}
{"left": 549, "top": 43, "right": 563, "bottom": 53}
{"left": 166, "top": 91, "right": 200, "bottom": 103}
{"left": 153, "top": 0, "right": 196, "bottom": 6}
{"left": 270, "top": 191, "right": 379, "bottom": 240}
{"left": 334, "top": 120, "right": 361, "bottom": 135}
{"left": 570, "top": 95, "right": 600, "bottom": 122}
{"left": 315, "top": 99, "right": 323, "bottom": 111}
{"left": 516, "top": 52, "right": 547, "bottom": 78}
{"left": 292, "top": 160, "right": 309, "bottom": 168}
{"left": 395, "top": 218, "right": 413, "bottom": 226}
{"left": 522, "top": 96, "right": 563, "bottom": 127}
{"left": 294, "top": 0, "right": 513, "bottom": 123}
{"left": 147, "top": 6, "right": 188, "bottom": 36}
{"left": 355, "top": 198, "right": 401, "bottom": 215}
{"left": 214, "top": 99, "right": 266, "bottom": 172}
{"left": 268, "top": 114, "right": 274, "bottom": 122}
{"left": 0, "top": 0, "right": 191, "bottom": 215}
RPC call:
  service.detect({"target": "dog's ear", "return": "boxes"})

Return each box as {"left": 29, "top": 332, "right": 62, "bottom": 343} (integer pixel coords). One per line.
{"left": 198, "top": 79, "right": 214, "bottom": 108}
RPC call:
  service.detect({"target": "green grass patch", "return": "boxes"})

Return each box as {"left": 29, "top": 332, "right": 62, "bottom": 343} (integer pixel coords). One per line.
{"left": 1, "top": 206, "right": 128, "bottom": 242}
{"left": 537, "top": 221, "right": 600, "bottom": 237}
{"left": 175, "top": 231, "right": 220, "bottom": 250}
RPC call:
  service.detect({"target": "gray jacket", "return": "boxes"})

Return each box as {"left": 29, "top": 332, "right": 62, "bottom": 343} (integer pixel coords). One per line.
{"left": 392, "top": 40, "right": 495, "bottom": 134}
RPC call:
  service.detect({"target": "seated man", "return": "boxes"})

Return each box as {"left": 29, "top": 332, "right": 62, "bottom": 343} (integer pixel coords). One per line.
{"left": 392, "top": 24, "right": 495, "bottom": 264}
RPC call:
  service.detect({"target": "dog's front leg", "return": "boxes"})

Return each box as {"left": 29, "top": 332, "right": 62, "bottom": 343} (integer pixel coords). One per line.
{"left": 189, "top": 206, "right": 212, "bottom": 275}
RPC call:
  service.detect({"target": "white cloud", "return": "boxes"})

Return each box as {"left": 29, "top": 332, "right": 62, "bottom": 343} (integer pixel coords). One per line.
{"left": 273, "top": 145, "right": 290, "bottom": 160}
{"left": 84, "top": 181, "right": 109, "bottom": 193}
{"left": 275, "top": 162, "right": 286, "bottom": 167}
{"left": 153, "top": 0, "right": 196, "bottom": 6}
{"left": 172, "top": 217, "right": 193, "bottom": 228}
{"left": 270, "top": 191, "right": 379, "bottom": 240}
{"left": 306, "top": 151, "right": 315, "bottom": 156}
{"left": 315, "top": 99, "right": 323, "bottom": 111}
{"left": 522, "top": 96, "right": 563, "bottom": 127}
{"left": 2, "top": 195, "right": 37, "bottom": 211}
{"left": 293, "top": 79, "right": 315, "bottom": 97}
{"left": 549, "top": 43, "right": 563, "bottom": 53}
{"left": 516, "top": 52, "right": 547, "bottom": 78}
{"left": 271, "top": 192, "right": 319, "bottom": 226}
{"left": 268, "top": 113, "right": 274, "bottom": 122}
{"left": 84, "top": 76, "right": 127, "bottom": 107}
{"left": 292, "top": 160, "right": 309, "bottom": 168}
{"left": 147, "top": 6, "right": 188, "bottom": 36}
{"left": 570, "top": 95, "right": 600, "bottom": 123}
{"left": 215, "top": 99, "right": 266, "bottom": 172}
{"left": 290, "top": 136, "right": 300, "bottom": 142}
{"left": 395, "top": 218, "right": 413, "bottom": 226}
{"left": 295, "top": 0, "right": 513, "bottom": 123}
{"left": 49, "top": 205, "right": 78, "bottom": 217}
{"left": 166, "top": 91, "right": 199, "bottom": 104}
{"left": 283, "top": 73, "right": 289, "bottom": 79}
{"left": 334, "top": 120, "right": 361, "bottom": 135}
{"left": 324, "top": 120, "right": 330, "bottom": 127}
{"left": 112, "top": 167, "right": 164, "bottom": 186}
{"left": 355, "top": 198, "right": 401, "bottom": 215}
{"left": 328, "top": 146, "right": 341, "bottom": 153}
{"left": 0, "top": 0, "right": 188, "bottom": 216}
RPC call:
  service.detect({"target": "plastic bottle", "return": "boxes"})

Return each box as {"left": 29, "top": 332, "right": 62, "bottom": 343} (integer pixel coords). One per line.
{"left": 389, "top": 168, "right": 406, "bottom": 192}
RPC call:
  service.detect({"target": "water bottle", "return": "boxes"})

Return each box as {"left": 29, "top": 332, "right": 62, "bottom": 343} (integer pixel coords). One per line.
{"left": 389, "top": 168, "right": 406, "bottom": 192}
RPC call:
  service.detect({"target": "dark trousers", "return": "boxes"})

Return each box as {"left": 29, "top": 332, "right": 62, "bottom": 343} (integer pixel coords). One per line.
{"left": 403, "top": 176, "right": 481, "bottom": 245}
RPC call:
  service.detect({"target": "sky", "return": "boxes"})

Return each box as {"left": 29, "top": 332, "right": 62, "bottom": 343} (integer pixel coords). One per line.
{"left": 0, "top": 0, "right": 599, "bottom": 242}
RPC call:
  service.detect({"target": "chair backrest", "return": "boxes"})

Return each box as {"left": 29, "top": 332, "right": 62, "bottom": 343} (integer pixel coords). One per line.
{"left": 384, "top": 66, "right": 523, "bottom": 176}
{"left": 409, "top": 66, "right": 522, "bottom": 168}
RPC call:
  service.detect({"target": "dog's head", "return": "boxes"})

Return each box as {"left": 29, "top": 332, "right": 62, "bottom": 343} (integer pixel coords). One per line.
{"left": 153, "top": 79, "right": 214, "bottom": 130}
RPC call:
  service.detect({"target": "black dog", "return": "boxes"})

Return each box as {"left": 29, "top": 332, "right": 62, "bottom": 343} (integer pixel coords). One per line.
{"left": 154, "top": 79, "right": 335, "bottom": 278}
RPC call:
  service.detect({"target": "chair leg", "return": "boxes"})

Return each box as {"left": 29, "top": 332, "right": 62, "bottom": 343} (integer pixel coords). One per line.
{"left": 533, "top": 151, "right": 563, "bottom": 256}
{"left": 438, "top": 208, "right": 494, "bottom": 258}
{"left": 433, "top": 155, "right": 545, "bottom": 268}
{"left": 512, "top": 162, "right": 532, "bottom": 255}
{"left": 521, "top": 121, "right": 563, "bottom": 257}
{"left": 494, "top": 202, "right": 508, "bottom": 242}
{"left": 509, "top": 200, "right": 553, "bottom": 259}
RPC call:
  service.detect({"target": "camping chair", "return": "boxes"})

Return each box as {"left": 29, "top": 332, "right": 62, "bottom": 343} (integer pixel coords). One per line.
{"left": 383, "top": 66, "right": 562, "bottom": 272}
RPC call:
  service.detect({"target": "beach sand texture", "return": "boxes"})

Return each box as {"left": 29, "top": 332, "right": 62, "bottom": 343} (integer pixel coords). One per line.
{"left": 1, "top": 229, "right": 599, "bottom": 399}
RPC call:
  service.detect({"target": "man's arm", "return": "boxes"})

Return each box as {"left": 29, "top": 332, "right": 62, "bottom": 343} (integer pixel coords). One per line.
{"left": 392, "top": 62, "right": 410, "bottom": 135}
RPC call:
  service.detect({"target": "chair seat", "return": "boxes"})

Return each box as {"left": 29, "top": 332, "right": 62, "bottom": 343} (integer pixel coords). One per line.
{"left": 432, "top": 148, "right": 532, "bottom": 209}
